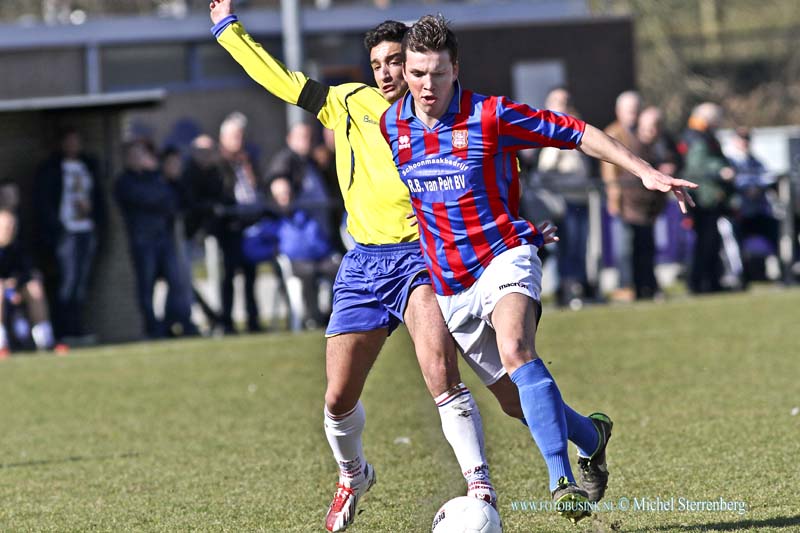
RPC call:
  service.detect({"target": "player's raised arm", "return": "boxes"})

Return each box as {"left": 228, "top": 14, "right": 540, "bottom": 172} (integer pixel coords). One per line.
{"left": 209, "top": 0, "right": 327, "bottom": 116}
{"left": 209, "top": 0, "right": 232, "bottom": 24}
{"left": 578, "top": 123, "right": 698, "bottom": 213}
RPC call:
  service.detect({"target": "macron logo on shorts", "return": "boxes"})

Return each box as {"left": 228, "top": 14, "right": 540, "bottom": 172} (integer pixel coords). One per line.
{"left": 498, "top": 281, "right": 528, "bottom": 291}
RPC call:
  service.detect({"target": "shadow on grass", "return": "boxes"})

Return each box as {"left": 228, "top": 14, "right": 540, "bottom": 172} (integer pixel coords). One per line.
{"left": 629, "top": 515, "right": 800, "bottom": 531}
{"left": 0, "top": 452, "right": 139, "bottom": 469}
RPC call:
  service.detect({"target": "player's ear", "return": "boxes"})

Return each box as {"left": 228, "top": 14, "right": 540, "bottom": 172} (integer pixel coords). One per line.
{"left": 453, "top": 61, "right": 459, "bottom": 79}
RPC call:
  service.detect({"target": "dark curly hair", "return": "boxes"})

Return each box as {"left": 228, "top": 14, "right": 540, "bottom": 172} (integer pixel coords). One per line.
{"left": 363, "top": 20, "right": 408, "bottom": 51}
{"left": 402, "top": 14, "right": 458, "bottom": 64}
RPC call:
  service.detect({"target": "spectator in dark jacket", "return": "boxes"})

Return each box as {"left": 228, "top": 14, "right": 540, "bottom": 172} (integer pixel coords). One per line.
{"left": 267, "top": 122, "right": 333, "bottom": 238}
{"left": 115, "top": 141, "right": 194, "bottom": 338}
{"left": 534, "top": 87, "right": 595, "bottom": 307}
{"left": 680, "top": 102, "right": 736, "bottom": 294}
{"left": 182, "top": 135, "right": 227, "bottom": 240}
{"left": 633, "top": 106, "right": 679, "bottom": 299}
{"left": 34, "top": 127, "right": 106, "bottom": 342}
{"left": 160, "top": 147, "right": 199, "bottom": 336}
{"left": 726, "top": 127, "right": 779, "bottom": 282}
{"left": 216, "top": 112, "right": 264, "bottom": 334}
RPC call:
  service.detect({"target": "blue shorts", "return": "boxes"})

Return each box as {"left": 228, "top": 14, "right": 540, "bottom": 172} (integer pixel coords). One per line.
{"left": 325, "top": 241, "right": 430, "bottom": 337}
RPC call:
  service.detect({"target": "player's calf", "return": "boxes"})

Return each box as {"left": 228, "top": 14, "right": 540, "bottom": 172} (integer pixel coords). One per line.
{"left": 435, "top": 384, "right": 498, "bottom": 506}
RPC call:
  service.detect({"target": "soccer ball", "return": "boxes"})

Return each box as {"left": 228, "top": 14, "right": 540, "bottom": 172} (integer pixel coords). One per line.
{"left": 431, "top": 496, "right": 503, "bottom": 533}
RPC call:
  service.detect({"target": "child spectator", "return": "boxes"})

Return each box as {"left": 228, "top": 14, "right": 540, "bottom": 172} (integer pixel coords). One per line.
{"left": 0, "top": 209, "right": 62, "bottom": 358}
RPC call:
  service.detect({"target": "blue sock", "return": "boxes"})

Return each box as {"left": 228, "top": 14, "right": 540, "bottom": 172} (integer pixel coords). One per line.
{"left": 520, "top": 405, "right": 600, "bottom": 457}
{"left": 510, "top": 359, "right": 573, "bottom": 491}
{"left": 563, "top": 403, "right": 600, "bottom": 458}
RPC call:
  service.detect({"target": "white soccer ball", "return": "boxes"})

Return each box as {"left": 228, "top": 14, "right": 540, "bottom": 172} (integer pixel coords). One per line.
{"left": 431, "top": 496, "right": 503, "bottom": 533}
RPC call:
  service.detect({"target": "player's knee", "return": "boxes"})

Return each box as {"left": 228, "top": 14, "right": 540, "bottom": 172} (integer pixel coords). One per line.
{"left": 497, "top": 336, "right": 536, "bottom": 366}
{"left": 422, "top": 363, "right": 461, "bottom": 397}
{"left": 415, "top": 338, "right": 460, "bottom": 386}
{"left": 324, "top": 388, "right": 357, "bottom": 415}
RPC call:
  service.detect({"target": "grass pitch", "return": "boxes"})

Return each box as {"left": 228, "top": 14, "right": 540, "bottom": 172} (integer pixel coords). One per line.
{"left": 2, "top": 288, "right": 799, "bottom": 532}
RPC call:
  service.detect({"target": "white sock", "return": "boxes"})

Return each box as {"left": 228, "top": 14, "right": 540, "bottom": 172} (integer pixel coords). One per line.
{"left": 324, "top": 401, "right": 366, "bottom": 486}
{"left": 0, "top": 325, "right": 8, "bottom": 350}
{"left": 435, "top": 384, "right": 494, "bottom": 496}
{"left": 31, "top": 321, "right": 55, "bottom": 350}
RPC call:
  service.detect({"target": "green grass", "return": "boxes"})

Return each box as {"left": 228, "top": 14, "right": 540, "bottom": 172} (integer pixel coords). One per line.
{"left": 2, "top": 288, "right": 800, "bottom": 532}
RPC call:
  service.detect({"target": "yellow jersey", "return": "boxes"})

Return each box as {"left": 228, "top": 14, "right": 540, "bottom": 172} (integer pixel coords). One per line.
{"left": 216, "top": 21, "right": 417, "bottom": 245}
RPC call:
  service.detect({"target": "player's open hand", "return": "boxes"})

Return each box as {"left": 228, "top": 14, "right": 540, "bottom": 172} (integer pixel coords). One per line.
{"left": 209, "top": 0, "right": 233, "bottom": 25}
{"left": 537, "top": 220, "right": 559, "bottom": 245}
{"left": 640, "top": 169, "right": 698, "bottom": 214}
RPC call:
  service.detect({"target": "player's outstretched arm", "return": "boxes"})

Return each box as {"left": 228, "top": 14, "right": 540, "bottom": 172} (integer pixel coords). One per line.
{"left": 209, "top": 0, "right": 326, "bottom": 115}
{"left": 578, "top": 124, "right": 698, "bottom": 214}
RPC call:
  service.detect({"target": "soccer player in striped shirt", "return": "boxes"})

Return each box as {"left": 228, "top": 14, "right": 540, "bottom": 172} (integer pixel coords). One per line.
{"left": 381, "top": 15, "right": 698, "bottom": 523}
{"left": 209, "top": 1, "right": 541, "bottom": 530}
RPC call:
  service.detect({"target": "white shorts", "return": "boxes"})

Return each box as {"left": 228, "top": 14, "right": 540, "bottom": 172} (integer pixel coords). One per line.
{"left": 436, "top": 245, "right": 543, "bottom": 386}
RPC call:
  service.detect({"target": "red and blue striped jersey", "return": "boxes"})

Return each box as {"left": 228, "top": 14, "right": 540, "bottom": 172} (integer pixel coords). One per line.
{"left": 380, "top": 82, "right": 586, "bottom": 296}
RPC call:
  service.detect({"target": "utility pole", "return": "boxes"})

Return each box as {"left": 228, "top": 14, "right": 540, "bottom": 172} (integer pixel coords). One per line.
{"left": 281, "top": 0, "right": 304, "bottom": 128}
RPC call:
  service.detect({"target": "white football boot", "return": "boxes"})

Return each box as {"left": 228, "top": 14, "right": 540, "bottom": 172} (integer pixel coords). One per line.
{"left": 324, "top": 463, "right": 376, "bottom": 532}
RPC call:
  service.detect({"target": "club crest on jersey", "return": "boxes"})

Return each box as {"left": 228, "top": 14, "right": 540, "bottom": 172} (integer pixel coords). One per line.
{"left": 399, "top": 134, "right": 411, "bottom": 150}
{"left": 452, "top": 129, "right": 469, "bottom": 149}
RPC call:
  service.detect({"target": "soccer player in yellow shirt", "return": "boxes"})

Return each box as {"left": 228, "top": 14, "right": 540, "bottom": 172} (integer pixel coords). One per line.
{"left": 210, "top": 2, "right": 503, "bottom": 530}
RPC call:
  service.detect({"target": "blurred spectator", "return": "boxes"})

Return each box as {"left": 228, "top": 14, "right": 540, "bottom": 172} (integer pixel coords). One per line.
{"left": 162, "top": 118, "right": 203, "bottom": 156}
{"left": 217, "top": 112, "right": 264, "bottom": 333}
{"left": 680, "top": 102, "right": 736, "bottom": 294}
{"left": 180, "top": 134, "right": 228, "bottom": 330}
{"left": 35, "top": 127, "right": 106, "bottom": 343}
{"left": 0, "top": 180, "right": 20, "bottom": 210}
{"left": 270, "top": 176, "right": 340, "bottom": 329}
{"left": 312, "top": 127, "right": 338, "bottom": 204}
{"left": 115, "top": 141, "right": 195, "bottom": 339}
{"left": 632, "top": 106, "right": 678, "bottom": 299}
{"left": 639, "top": 107, "right": 681, "bottom": 177}
{"left": 267, "top": 122, "right": 333, "bottom": 237}
{"left": 601, "top": 91, "right": 643, "bottom": 302}
{"left": 0, "top": 209, "right": 61, "bottom": 358}
{"left": 182, "top": 134, "right": 224, "bottom": 240}
{"left": 726, "top": 127, "right": 780, "bottom": 282}
{"left": 534, "top": 87, "right": 594, "bottom": 307}
{"left": 312, "top": 127, "right": 346, "bottom": 252}
{"left": 160, "top": 147, "right": 200, "bottom": 336}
